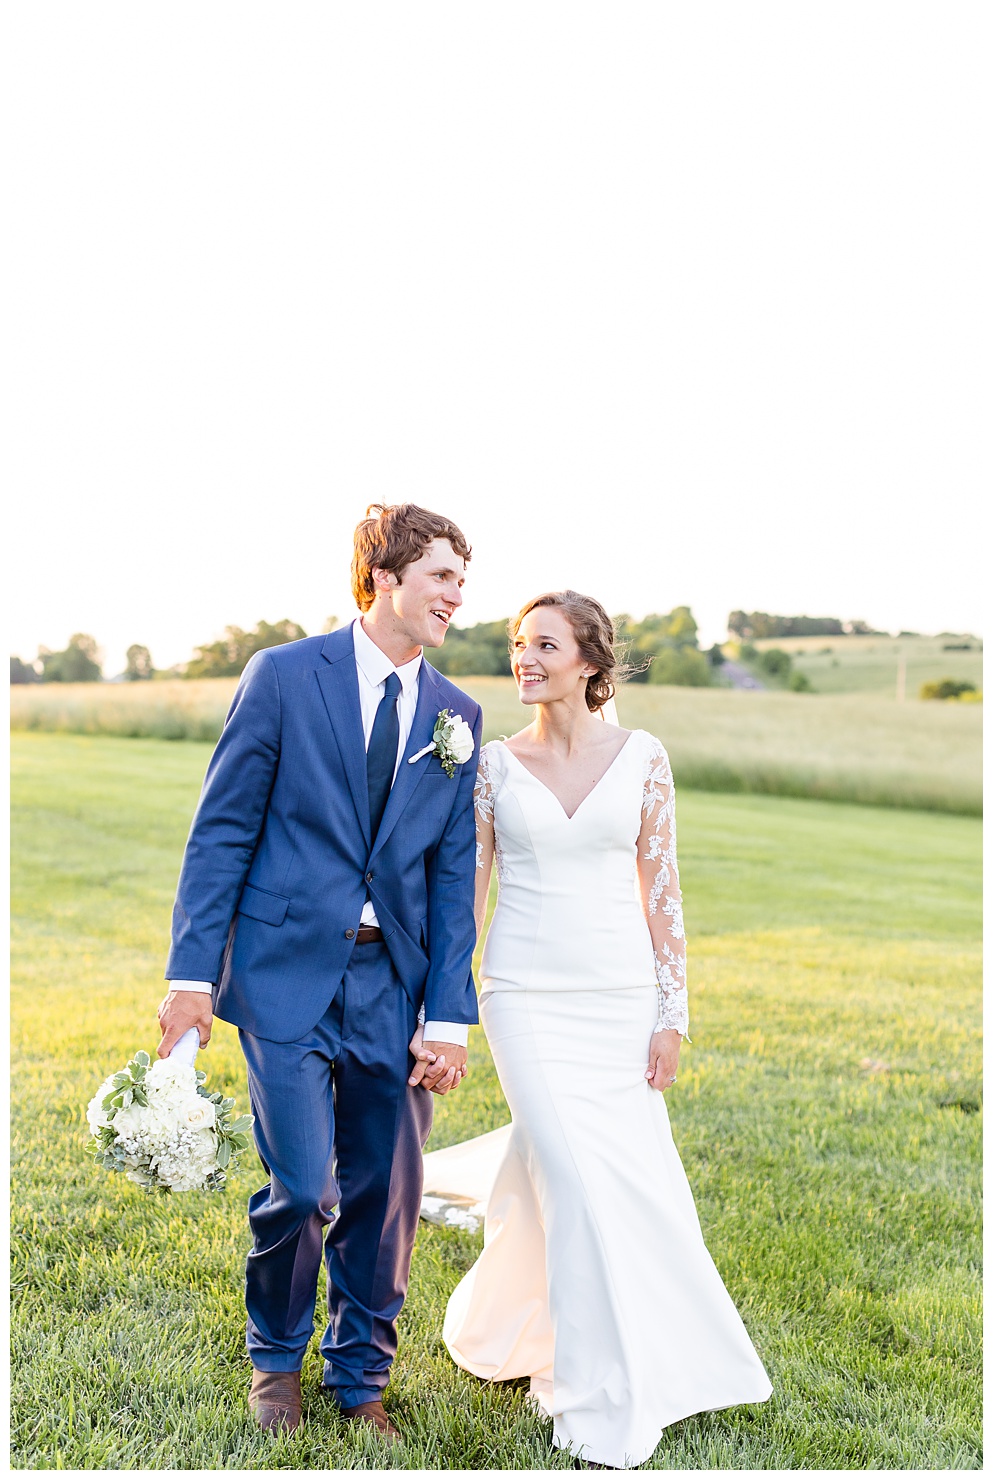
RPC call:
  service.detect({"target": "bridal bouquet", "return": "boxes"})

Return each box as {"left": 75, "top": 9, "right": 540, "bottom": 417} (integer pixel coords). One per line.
{"left": 86, "top": 1043, "right": 254, "bottom": 1193}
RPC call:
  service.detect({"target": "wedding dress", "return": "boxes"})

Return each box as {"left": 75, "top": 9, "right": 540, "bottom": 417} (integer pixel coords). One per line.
{"left": 428, "top": 730, "right": 771, "bottom": 1469}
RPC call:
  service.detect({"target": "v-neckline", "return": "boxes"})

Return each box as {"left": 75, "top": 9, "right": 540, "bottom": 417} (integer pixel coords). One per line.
{"left": 497, "top": 733, "right": 635, "bottom": 821}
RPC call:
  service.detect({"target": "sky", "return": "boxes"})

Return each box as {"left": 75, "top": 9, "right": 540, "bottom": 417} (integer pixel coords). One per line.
{"left": 8, "top": 3, "right": 987, "bottom": 676}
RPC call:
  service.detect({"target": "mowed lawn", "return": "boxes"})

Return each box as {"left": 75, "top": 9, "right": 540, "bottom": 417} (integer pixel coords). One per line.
{"left": 10, "top": 734, "right": 982, "bottom": 1470}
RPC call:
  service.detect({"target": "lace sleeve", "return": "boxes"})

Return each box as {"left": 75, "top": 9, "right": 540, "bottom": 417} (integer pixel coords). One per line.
{"left": 636, "top": 736, "right": 689, "bottom": 1039}
{"left": 472, "top": 745, "right": 497, "bottom": 937}
{"left": 474, "top": 746, "right": 495, "bottom": 867}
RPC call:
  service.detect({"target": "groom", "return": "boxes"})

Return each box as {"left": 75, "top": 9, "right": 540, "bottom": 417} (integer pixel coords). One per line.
{"left": 156, "top": 504, "right": 482, "bottom": 1440}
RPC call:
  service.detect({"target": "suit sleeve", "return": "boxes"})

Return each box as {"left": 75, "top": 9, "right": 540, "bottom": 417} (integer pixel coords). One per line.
{"left": 165, "top": 650, "right": 281, "bottom": 983}
{"left": 421, "top": 702, "right": 484, "bottom": 1026}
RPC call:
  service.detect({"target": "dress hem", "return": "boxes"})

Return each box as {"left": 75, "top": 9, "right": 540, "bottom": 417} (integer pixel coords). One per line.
{"left": 447, "top": 1347, "right": 773, "bottom": 1471}
{"left": 551, "top": 1380, "right": 774, "bottom": 1469}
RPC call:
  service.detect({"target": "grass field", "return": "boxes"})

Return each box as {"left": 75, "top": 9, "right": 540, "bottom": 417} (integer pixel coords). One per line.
{"left": 10, "top": 673, "right": 982, "bottom": 815}
{"left": 10, "top": 677, "right": 237, "bottom": 742}
{"left": 748, "top": 633, "right": 983, "bottom": 698}
{"left": 10, "top": 733, "right": 982, "bottom": 1469}
{"left": 485, "top": 679, "right": 982, "bottom": 816}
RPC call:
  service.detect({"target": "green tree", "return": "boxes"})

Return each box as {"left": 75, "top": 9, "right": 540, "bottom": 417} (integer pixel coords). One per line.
{"left": 661, "top": 605, "right": 699, "bottom": 647}
{"left": 185, "top": 620, "right": 308, "bottom": 678}
{"left": 646, "top": 646, "right": 711, "bottom": 687}
{"left": 10, "top": 656, "right": 39, "bottom": 684}
{"left": 430, "top": 620, "right": 513, "bottom": 678}
{"left": 760, "top": 648, "right": 792, "bottom": 679}
{"left": 846, "top": 619, "right": 887, "bottom": 636}
{"left": 614, "top": 607, "right": 709, "bottom": 687}
{"left": 729, "top": 611, "right": 845, "bottom": 640}
{"left": 38, "top": 634, "right": 102, "bottom": 683}
{"left": 125, "top": 645, "right": 154, "bottom": 682}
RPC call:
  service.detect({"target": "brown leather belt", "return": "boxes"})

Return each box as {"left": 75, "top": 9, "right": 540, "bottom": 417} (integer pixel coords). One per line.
{"left": 355, "top": 925, "right": 384, "bottom": 944}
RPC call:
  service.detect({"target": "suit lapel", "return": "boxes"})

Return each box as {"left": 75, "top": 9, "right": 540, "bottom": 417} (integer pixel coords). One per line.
{"left": 370, "top": 662, "right": 444, "bottom": 860}
{"left": 316, "top": 629, "right": 371, "bottom": 849}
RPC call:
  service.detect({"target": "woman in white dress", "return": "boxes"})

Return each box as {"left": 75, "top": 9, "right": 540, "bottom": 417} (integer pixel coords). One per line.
{"left": 441, "top": 591, "right": 771, "bottom": 1469}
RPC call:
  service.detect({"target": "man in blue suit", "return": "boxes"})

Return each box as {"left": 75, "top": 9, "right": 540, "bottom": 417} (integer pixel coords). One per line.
{"left": 156, "top": 504, "right": 482, "bottom": 1440}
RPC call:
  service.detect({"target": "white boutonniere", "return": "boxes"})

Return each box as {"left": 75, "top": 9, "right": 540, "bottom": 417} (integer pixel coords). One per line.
{"left": 408, "top": 709, "right": 475, "bottom": 778}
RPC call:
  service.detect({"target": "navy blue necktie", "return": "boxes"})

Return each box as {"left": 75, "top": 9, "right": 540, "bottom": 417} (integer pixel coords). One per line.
{"left": 366, "top": 672, "right": 402, "bottom": 839}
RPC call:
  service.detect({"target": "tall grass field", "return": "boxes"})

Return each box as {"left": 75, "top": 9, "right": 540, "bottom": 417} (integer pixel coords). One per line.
{"left": 10, "top": 732, "right": 981, "bottom": 1469}
{"left": 10, "top": 674, "right": 982, "bottom": 815}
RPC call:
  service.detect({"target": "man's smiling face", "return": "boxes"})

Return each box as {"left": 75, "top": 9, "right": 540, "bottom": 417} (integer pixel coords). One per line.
{"left": 385, "top": 537, "right": 466, "bottom": 650}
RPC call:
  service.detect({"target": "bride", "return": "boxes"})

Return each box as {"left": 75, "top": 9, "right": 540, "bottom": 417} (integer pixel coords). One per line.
{"left": 433, "top": 590, "right": 771, "bottom": 1469}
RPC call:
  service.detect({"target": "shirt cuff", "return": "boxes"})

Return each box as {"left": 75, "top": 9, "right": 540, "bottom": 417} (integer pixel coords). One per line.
{"left": 422, "top": 1020, "right": 470, "bottom": 1047}
{"left": 168, "top": 980, "right": 214, "bottom": 992}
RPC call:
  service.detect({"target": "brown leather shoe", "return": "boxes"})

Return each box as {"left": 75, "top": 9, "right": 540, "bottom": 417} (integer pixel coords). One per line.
{"left": 249, "top": 1368, "right": 302, "bottom": 1433}
{"left": 339, "top": 1399, "right": 400, "bottom": 1443}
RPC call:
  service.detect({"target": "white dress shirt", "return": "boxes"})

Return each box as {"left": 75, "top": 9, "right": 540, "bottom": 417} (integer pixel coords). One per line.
{"left": 170, "top": 617, "right": 469, "bottom": 1048}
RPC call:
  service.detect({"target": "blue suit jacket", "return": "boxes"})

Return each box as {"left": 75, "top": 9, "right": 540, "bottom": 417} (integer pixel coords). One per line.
{"left": 165, "top": 627, "right": 483, "bottom": 1042}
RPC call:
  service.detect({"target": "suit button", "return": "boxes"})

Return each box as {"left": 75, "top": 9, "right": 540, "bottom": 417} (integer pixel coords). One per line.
{"left": 344, "top": 928, "right": 355, "bottom": 939}
{"left": 365, "top": 872, "right": 374, "bottom": 883}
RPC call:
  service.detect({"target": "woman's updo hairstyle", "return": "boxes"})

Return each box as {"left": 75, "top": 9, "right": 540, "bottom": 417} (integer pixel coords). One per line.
{"left": 510, "top": 590, "right": 625, "bottom": 714}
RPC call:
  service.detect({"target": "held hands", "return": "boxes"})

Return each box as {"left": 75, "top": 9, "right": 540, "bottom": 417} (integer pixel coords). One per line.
{"left": 156, "top": 989, "right": 213, "bottom": 1058}
{"left": 646, "top": 1028, "right": 681, "bottom": 1093}
{"left": 408, "top": 1023, "right": 468, "bottom": 1095}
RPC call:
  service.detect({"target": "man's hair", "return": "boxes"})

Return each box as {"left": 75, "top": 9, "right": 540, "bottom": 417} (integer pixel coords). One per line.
{"left": 351, "top": 504, "right": 472, "bottom": 612}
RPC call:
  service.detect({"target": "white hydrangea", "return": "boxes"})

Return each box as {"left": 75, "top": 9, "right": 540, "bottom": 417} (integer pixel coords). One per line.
{"left": 145, "top": 1059, "right": 199, "bottom": 1105}
{"left": 111, "top": 1101, "right": 148, "bottom": 1138}
{"left": 86, "top": 1075, "right": 120, "bottom": 1135}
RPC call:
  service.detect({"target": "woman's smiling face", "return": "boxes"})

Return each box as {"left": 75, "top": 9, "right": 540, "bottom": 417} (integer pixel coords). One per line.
{"left": 512, "top": 606, "right": 589, "bottom": 706}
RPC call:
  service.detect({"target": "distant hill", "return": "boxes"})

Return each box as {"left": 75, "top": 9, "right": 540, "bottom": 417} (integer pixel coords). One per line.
{"left": 744, "top": 633, "right": 982, "bottom": 697}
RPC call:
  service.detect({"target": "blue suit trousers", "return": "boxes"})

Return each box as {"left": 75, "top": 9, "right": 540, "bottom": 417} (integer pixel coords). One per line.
{"left": 239, "top": 941, "right": 433, "bottom": 1405}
